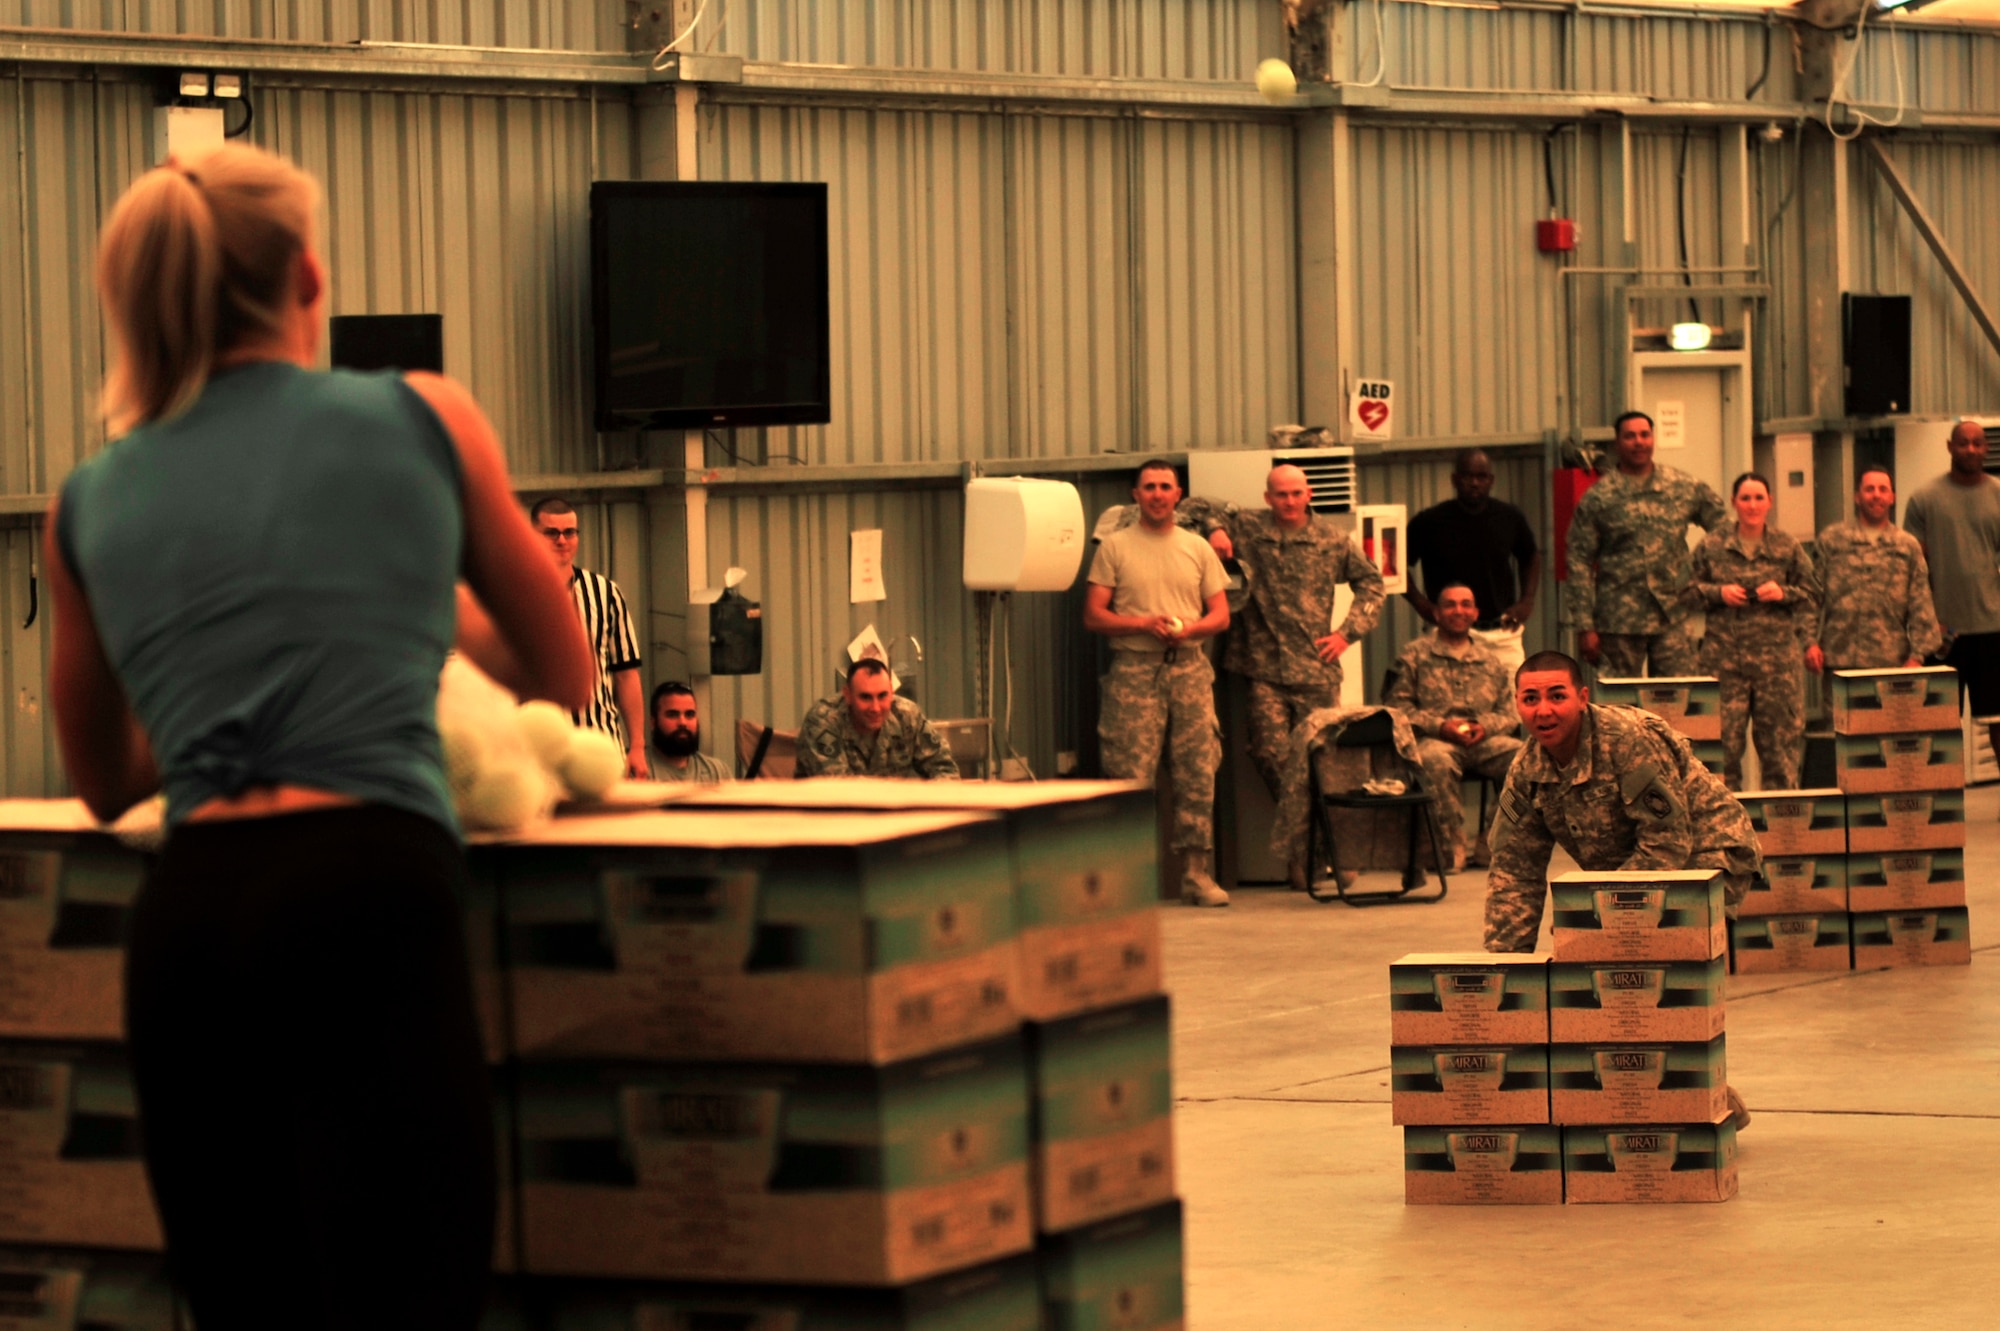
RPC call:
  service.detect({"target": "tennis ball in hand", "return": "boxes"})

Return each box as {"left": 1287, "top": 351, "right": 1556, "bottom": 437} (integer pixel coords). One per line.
{"left": 1255, "top": 59, "right": 1297, "bottom": 103}
{"left": 1165, "top": 616, "right": 1186, "bottom": 635}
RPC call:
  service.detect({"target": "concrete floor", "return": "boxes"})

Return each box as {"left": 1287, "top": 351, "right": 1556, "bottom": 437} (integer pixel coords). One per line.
{"left": 1166, "top": 783, "right": 2000, "bottom": 1330}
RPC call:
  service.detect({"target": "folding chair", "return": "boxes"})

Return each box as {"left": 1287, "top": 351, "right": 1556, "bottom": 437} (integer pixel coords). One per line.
{"left": 1304, "top": 711, "right": 1449, "bottom": 906}
{"left": 734, "top": 720, "right": 799, "bottom": 780}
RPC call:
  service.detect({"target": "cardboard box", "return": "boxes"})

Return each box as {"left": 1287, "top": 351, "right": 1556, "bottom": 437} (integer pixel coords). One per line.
{"left": 0, "top": 1043, "right": 161, "bottom": 1251}
{"left": 1388, "top": 954, "right": 1549, "bottom": 1046}
{"left": 1561, "top": 1122, "right": 1738, "bottom": 1203}
{"left": 1026, "top": 996, "right": 1174, "bottom": 1233}
{"left": 531, "top": 1254, "right": 1044, "bottom": 1331}
{"left": 1738, "top": 855, "right": 1847, "bottom": 916}
{"left": 1689, "top": 739, "right": 1726, "bottom": 775}
{"left": 1735, "top": 789, "right": 1847, "bottom": 857}
{"left": 514, "top": 1036, "right": 1032, "bottom": 1284}
{"left": 0, "top": 1249, "right": 178, "bottom": 1330}
{"left": 1390, "top": 1045, "right": 1550, "bottom": 1126}
{"left": 1593, "top": 677, "right": 1723, "bottom": 740}
{"left": 1846, "top": 849, "right": 1967, "bottom": 912}
{"left": 1845, "top": 791, "right": 1966, "bottom": 853}
{"left": 1851, "top": 907, "right": 1973, "bottom": 968}
{"left": 1548, "top": 1036, "right": 1727, "bottom": 1125}
{"left": 1547, "top": 956, "right": 1726, "bottom": 1044}
{"left": 671, "top": 780, "right": 1162, "bottom": 1022}
{"left": 1549, "top": 871, "right": 1726, "bottom": 963}
{"left": 1834, "top": 730, "right": 1965, "bottom": 794}
{"left": 1037, "top": 1200, "right": 1184, "bottom": 1331}
{"left": 0, "top": 828, "right": 148, "bottom": 1043}
{"left": 1830, "top": 667, "right": 1961, "bottom": 735}
{"left": 1730, "top": 913, "right": 1853, "bottom": 974}
{"left": 489, "top": 809, "right": 1020, "bottom": 1064}
{"left": 1403, "top": 1125, "right": 1564, "bottom": 1205}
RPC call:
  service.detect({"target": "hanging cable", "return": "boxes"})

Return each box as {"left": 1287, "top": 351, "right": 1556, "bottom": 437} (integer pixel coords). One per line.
{"left": 1745, "top": 17, "right": 1774, "bottom": 101}
{"left": 1676, "top": 122, "right": 1700, "bottom": 325}
{"left": 1541, "top": 125, "right": 1562, "bottom": 219}
{"left": 1351, "top": 0, "right": 1390, "bottom": 89}
{"left": 650, "top": 0, "right": 711, "bottom": 70}
{"left": 1824, "top": 3, "right": 1907, "bottom": 142}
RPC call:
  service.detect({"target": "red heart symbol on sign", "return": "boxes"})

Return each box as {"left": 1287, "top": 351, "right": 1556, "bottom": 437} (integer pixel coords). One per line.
{"left": 1358, "top": 399, "right": 1389, "bottom": 431}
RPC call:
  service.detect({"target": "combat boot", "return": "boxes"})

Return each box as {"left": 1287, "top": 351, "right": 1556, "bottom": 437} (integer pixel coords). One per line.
{"left": 1180, "top": 851, "right": 1230, "bottom": 907}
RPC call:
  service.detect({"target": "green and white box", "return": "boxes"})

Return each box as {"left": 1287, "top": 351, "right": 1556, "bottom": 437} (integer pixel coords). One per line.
{"left": 1027, "top": 996, "right": 1174, "bottom": 1233}
{"left": 673, "top": 779, "right": 1161, "bottom": 1022}
{"left": 1851, "top": 907, "right": 1973, "bottom": 968}
{"left": 0, "top": 1044, "right": 161, "bottom": 1251}
{"left": 0, "top": 812, "right": 149, "bottom": 1044}
{"left": 1403, "top": 1125, "right": 1564, "bottom": 1205}
{"left": 1735, "top": 789, "right": 1847, "bottom": 857}
{"left": 1739, "top": 855, "right": 1847, "bottom": 916}
{"left": 1389, "top": 954, "right": 1549, "bottom": 1046}
{"left": 1562, "top": 1122, "right": 1738, "bottom": 1203}
{"left": 490, "top": 809, "right": 1019, "bottom": 1064}
{"left": 1593, "top": 677, "right": 1723, "bottom": 740}
{"left": 1830, "top": 667, "right": 1960, "bottom": 735}
{"left": 1834, "top": 730, "right": 1965, "bottom": 794}
{"left": 1391, "top": 1046, "right": 1550, "bottom": 1126}
{"left": 1731, "top": 913, "right": 1852, "bottom": 974}
{"left": 1689, "top": 738, "right": 1726, "bottom": 775}
{"left": 1846, "top": 849, "right": 1966, "bottom": 912}
{"left": 0, "top": 1249, "right": 178, "bottom": 1330}
{"left": 1550, "top": 871, "right": 1726, "bottom": 963}
{"left": 1846, "top": 791, "right": 1966, "bottom": 853}
{"left": 537, "top": 1253, "right": 1043, "bottom": 1331}
{"left": 1548, "top": 1036, "right": 1727, "bottom": 1125}
{"left": 1547, "top": 956, "right": 1725, "bottom": 1044}
{"left": 1037, "top": 1200, "right": 1184, "bottom": 1331}
{"left": 514, "top": 1035, "right": 1032, "bottom": 1284}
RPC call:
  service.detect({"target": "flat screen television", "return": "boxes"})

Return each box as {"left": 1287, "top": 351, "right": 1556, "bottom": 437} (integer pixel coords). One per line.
{"left": 591, "top": 180, "right": 830, "bottom": 432}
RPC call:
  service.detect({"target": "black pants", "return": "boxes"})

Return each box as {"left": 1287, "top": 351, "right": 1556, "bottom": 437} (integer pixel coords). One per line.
{"left": 125, "top": 806, "right": 494, "bottom": 1331}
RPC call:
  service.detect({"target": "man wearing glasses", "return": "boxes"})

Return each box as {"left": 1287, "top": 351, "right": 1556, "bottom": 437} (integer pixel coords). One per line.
{"left": 531, "top": 498, "right": 648, "bottom": 778}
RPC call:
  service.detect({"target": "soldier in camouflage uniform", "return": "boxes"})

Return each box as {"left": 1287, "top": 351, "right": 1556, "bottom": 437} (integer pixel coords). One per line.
{"left": 1690, "top": 474, "right": 1819, "bottom": 791}
{"left": 1085, "top": 461, "right": 1233, "bottom": 905}
{"left": 1202, "top": 465, "right": 1385, "bottom": 884}
{"left": 1807, "top": 467, "right": 1942, "bottom": 672}
{"left": 794, "top": 658, "right": 960, "bottom": 780}
{"left": 1484, "top": 651, "right": 1761, "bottom": 953}
{"left": 1567, "top": 411, "right": 1727, "bottom": 677}
{"left": 1384, "top": 584, "right": 1524, "bottom": 868}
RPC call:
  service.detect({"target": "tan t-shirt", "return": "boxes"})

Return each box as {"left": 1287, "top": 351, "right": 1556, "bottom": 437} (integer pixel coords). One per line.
{"left": 1088, "top": 522, "right": 1229, "bottom": 653}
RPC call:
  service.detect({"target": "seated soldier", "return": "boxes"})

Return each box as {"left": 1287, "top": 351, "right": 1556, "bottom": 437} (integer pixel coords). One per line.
{"left": 1384, "top": 584, "right": 1524, "bottom": 871}
{"left": 795, "top": 658, "right": 960, "bottom": 780}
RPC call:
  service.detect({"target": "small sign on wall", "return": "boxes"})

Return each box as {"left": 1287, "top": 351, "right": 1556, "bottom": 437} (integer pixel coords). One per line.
{"left": 1356, "top": 503, "right": 1409, "bottom": 596}
{"left": 1350, "top": 378, "right": 1395, "bottom": 441}
{"left": 1655, "top": 400, "right": 1686, "bottom": 449}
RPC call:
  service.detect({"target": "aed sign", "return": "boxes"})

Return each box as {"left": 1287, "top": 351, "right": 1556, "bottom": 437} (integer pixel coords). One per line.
{"left": 1350, "top": 379, "right": 1394, "bottom": 440}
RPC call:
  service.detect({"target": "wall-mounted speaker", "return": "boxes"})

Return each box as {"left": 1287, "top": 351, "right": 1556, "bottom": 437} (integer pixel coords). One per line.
{"left": 329, "top": 313, "right": 443, "bottom": 374}
{"left": 1843, "top": 294, "right": 1911, "bottom": 418}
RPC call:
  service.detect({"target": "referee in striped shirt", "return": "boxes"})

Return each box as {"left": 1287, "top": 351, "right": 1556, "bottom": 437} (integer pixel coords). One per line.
{"left": 532, "top": 498, "right": 649, "bottom": 778}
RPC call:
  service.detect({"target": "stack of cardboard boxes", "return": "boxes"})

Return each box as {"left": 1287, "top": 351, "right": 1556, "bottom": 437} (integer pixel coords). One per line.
{"left": 1594, "top": 676, "right": 1726, "bottom": 774}
{"left": 1395, "top": 868, "right": 1737, "bottom": 1204}
{"left": 0, "top": 803, "right": 175, "bottom": 1328}
{"left": 481, "top": 779, "right": 1184, "bottom": 1330}
{"left": 1734, "top": 667, "right": 1973, "bottom": 972}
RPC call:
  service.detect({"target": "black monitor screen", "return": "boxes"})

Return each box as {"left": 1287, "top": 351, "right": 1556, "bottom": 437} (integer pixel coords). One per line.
{"left": 330, "top": 314, "right": 443, "bottom": 374}
{"left": 591, "top": 181, "right": 830, "bottom": 432}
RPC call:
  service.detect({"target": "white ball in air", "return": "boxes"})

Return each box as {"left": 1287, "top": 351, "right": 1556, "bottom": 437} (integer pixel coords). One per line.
{"left": 1255, "top": 59, "right": 1296, "bottom": 104}
{"left": 561, "top": 728, "right": 625, "bottom": 799}
{"left": 462, "top": 762, "right": 546, "bottom": 831}
{"left": 516, "top": 700, "right": 574, "bottom": 769}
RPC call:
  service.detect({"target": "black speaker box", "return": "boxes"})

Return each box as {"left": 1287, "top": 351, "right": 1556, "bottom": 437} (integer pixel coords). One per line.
{"left": 330, "top": 313, "right": 444, "bottom": 374}
{"left": 1844, "top": 294, "right": 1911, "bottom": 417}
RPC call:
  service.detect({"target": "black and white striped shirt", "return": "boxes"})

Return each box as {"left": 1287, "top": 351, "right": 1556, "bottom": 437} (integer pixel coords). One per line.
{"left": 568, "top": 566, "right": 642, "bottom": 749}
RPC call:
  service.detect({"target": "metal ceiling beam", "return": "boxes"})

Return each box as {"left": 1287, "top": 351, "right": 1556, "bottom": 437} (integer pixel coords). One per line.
{"left": 1859, "top": 136, "right": 2000, "bottom": 361}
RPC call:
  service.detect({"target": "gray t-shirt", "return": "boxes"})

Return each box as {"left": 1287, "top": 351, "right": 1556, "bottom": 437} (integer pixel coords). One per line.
{"left": 1903, "top": 473, "right": 2000, "bottom": 636}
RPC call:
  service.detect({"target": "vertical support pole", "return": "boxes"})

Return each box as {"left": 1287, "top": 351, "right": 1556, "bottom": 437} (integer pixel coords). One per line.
{"left": 1297, "top": 109, "right": 1355, "bottom": 436}
{"left": 1605, "top": 117, "right": 1635, "bottom": 418}
{"left": 1800, "top": 124, "right": 1854, "bottom": 511}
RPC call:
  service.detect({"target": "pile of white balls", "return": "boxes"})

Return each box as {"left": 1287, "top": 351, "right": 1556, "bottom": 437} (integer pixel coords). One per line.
{"left": 437, "top": 656, "right": 626, "bottom": 831}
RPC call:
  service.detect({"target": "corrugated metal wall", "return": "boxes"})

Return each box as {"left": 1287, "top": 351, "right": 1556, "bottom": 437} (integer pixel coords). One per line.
{"left": 705, "top": 102, "right": 1296, "bottom": 465}
{"left": 702, "top": 0, "right": 1282, "bottom": 79}
{"left": 1, "top": 1, "right": 626, "bottom": 49}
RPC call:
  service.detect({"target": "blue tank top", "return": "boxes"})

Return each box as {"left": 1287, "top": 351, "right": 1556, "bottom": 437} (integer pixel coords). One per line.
{"left": 58, "top": 362, "right": 464, "bottom": 833}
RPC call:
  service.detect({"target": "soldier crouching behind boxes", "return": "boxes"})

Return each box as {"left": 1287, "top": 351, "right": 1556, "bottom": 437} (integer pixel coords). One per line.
{"left": 1486, "top": 650, "right": 1759, "bottom": 1128}
{"left": 1485, "top": 650, "right": 1761, "bottom": 951}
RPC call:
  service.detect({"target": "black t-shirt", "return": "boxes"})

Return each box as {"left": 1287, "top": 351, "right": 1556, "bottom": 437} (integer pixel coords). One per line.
{"left": 1407, "top": 499, "right": 1538, "bottom": 627}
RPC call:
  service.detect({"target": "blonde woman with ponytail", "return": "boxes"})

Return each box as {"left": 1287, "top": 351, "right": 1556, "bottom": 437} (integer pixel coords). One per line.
{"left": 46, "top": 144, "right": 593, "bottom": 1329}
